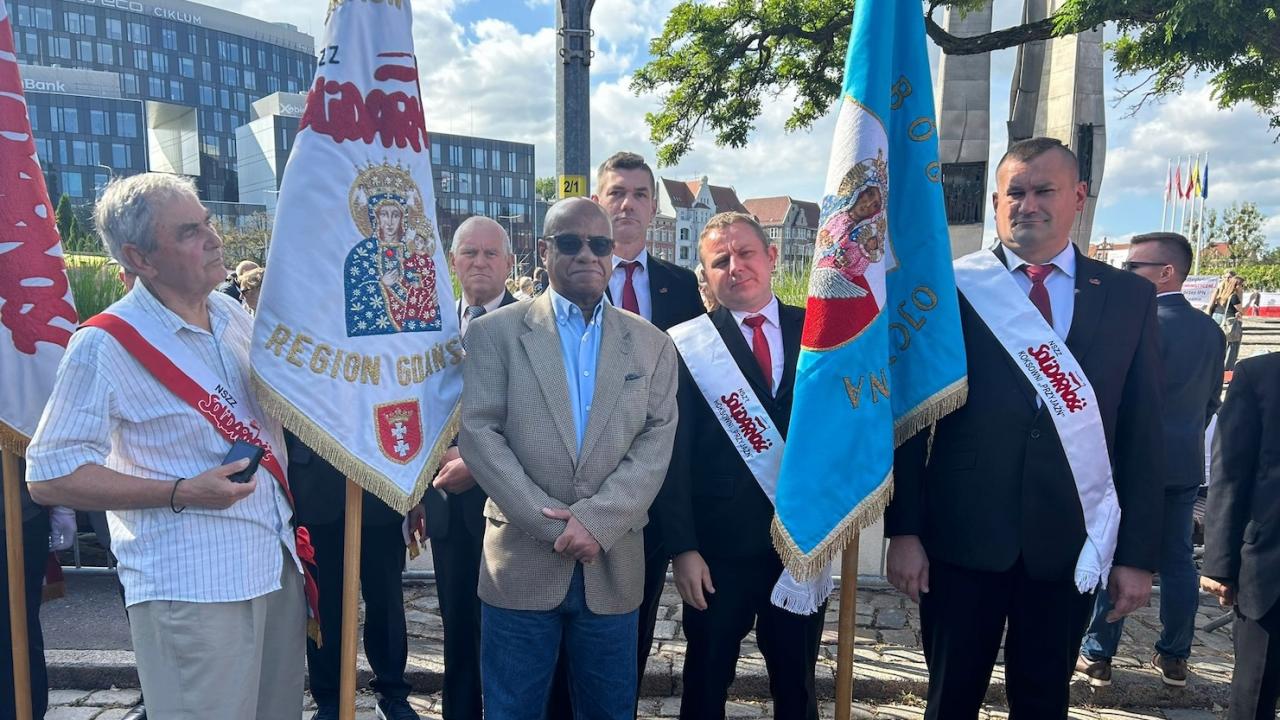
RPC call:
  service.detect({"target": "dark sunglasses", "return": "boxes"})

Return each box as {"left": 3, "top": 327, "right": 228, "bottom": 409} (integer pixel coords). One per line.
{"left": 546, "top": 233, "right": 614, "bottom": 257}
{"left": 1121, "top": 260, "right": 1169, "bottom": 272}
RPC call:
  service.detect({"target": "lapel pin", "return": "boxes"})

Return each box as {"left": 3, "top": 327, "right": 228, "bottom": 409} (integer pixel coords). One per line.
{"left": 1089, "top": 278, "right": 1101, "bottom": 286}
{"left": 659, "top": 287, "right": 669, "bottom": 294}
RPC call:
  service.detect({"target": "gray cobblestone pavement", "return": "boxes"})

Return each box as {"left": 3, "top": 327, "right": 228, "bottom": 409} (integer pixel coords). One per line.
{"left": 44, "top": 688, "right": 1233, "bottom": 719}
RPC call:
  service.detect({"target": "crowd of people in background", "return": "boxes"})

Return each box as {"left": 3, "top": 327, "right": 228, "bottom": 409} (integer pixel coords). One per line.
{"left": 3, "top": 141, "right": 1278, "bottom": 720}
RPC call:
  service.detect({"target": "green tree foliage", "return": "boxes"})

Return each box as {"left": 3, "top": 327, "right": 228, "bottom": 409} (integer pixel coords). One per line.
{"left": 534, "top": 176, "right": 558, "bottom": 201}
{"left": 1219, "top": 202, "right": 1268, "bottom": 262}
{"left": 634, "top": 0, "right": 1280, "bottom": 165}
{"left": 216, "top": 212, "right": 273, "bottom": 268}
{"left": 55, "top": 194, "right": 76, "bottom": 243}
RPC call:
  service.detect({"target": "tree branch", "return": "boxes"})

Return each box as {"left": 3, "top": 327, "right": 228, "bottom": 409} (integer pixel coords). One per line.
{"left": 924, "top": 13, "right": 1059, "bottom": 55}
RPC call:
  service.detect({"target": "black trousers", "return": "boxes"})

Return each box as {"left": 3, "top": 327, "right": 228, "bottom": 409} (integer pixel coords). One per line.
{"left": 1229, "top": 601, "right": 1280, "bottom": 720}
{"left": 430, "top": 506, "right": 485, "bottom": 720}
{"left": 919, "top": 559, "right": 1094, "bottom": 720}
{"left": 0, "top": 509, "right": 49, "bottom": 720}
{"left": 305, "top": 517, "right": 410, "bottom": 707}
{"left": 680, "top": 554, "right": 824, "bottom": 720}
{"left": 546, "top": 527, "right": 668, "bottom": 719}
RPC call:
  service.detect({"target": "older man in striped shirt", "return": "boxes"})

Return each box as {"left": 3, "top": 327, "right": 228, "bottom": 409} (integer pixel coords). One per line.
{"left": 26, "top": 173, "right": 305, "bottom": 720}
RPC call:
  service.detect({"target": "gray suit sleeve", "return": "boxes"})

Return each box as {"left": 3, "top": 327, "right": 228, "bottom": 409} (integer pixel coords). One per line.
{"left": 571, "top": 338, "right": 680, "bottom": 553}
{"left": 458, "top": 321, "right": 569, "bottom": 545}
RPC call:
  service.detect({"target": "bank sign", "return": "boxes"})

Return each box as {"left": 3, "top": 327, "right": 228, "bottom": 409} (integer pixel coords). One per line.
{"left": 66, "top": 0, "right": 202, "bottom": 26}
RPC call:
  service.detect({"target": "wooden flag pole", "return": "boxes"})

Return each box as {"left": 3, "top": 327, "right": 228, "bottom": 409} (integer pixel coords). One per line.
{"left": 3, "top": 448, "right": 33, "bottom": 720}
{"left": 339, "top": 478, "right": 364, "bottom": 720}
{"left": 834, "top": 532, "right": 860, "bottom": 720}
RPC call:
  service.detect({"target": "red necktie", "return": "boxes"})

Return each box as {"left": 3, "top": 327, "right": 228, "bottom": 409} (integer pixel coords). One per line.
{"left": 1021, "top": 264, "right": 1055, "bottom": 327}
{"left": 743, "top": 315, "right": 773, "bottom": 393}
{"left": 620, "top": 261, "right": 641, "bottom": 314}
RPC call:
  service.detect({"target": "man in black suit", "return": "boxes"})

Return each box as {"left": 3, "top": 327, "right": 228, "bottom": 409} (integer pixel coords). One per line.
{"left": 414, "top": 216, "right": 518, "bottom": 720}
{"left": 1077, "top": 232, "right": 1225, "bottom": 687}
{"left": 1201, "top": 352, "right": 1280, "bottom": 720}
{"left": 546, "top": 151, "right": 704, "bottom": 718}
{"left": 655, "top": 212, "right": 820, "bottom": 720}
{"left": 885, "top": 137, "right": 1164, "bottom": 719}
{"left": 289, "top": 438, "right": 416, "bottom": 720}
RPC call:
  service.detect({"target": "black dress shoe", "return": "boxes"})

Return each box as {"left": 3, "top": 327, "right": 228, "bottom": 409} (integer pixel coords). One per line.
{"left": 376, "top": 698, "right": 421, "bottom": 720}
{"left": 120, "top": 705, "right": 146, "bottom": 720}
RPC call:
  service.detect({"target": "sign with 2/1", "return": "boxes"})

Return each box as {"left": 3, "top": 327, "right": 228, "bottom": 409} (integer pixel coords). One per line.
{"left": 559, "top": 175, "right": 586, "bottom": 198}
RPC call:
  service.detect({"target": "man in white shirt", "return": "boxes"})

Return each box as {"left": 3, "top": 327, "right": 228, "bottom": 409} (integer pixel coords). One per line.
{"left": 653, "top": 213, "right": 819, "bottom": 719}
{"left": 885, "top": 138, "right": 1163, "bottom": 719}
{"left": 26, "top": 173, "right": 304, "bottom": 720}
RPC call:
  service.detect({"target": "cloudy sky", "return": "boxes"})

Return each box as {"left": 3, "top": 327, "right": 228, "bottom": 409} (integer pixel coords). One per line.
{"left": 222, "top": 0, "right": 1280, "bottom": 246}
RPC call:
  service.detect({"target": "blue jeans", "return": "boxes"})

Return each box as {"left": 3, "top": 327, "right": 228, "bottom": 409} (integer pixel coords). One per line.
{"left": 1081, "top": 484, "right": 1200, "bottom": 660}
{"left": 481, "top": 564, "right": 638, "bottom": 720}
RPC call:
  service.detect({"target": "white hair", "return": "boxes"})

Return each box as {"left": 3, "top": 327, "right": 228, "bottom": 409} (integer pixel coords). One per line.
{"left": 451, "top": 215, "right": 513, "bottom": 255}
{"left": 94, "top": 173, "right": 200, "bottom": 274}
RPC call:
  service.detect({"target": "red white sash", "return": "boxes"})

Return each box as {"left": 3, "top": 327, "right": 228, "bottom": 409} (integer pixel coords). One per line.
{"left": 952, "top": 249, "right": 1120, "bottom": 592}
{"left": 669, "top": 314, "right": 833, "bottom": 615}
{"left": 81, "top": 306, "right": 324, "bottom": 643}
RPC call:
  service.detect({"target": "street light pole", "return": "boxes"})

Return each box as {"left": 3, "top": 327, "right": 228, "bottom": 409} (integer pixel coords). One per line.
{"left": 556, "top": 0, "right": 593, "bottom": 200}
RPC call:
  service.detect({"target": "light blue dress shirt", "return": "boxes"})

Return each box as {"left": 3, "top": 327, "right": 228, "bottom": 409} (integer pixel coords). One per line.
{"left": 548, "top": 288, "right": 606, "bottom": 454}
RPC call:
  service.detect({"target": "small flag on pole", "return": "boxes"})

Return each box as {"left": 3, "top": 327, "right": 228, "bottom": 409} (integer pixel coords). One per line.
{"left": 1174, "top": 161, "right": 1184, "bottom": 200}
{"left": 1200, "top": 160, "right": 1209, "bottom": 199}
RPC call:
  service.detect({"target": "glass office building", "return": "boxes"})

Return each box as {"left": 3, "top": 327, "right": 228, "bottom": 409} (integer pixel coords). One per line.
{"left": 431, "top": 132, "right": 537, "bottom": 271}
{"left": 10, "top": 0, "right": 314, "bottom": 203}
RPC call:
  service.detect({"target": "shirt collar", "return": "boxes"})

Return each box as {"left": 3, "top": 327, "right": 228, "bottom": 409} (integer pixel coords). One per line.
{"left": 612, "top": 248, "right": 649, "bottom": 273}
{"left": 1003, "top": 242, "right": 1077, "bottom": 278}
{"left": 131, "top": 280, "right": 227, "bottom": 337}
{"left": 459, "top": 290, "right": 507, "bottom": 313}
{"left": 729, "top": 294, "right": 781, "bottom": 329}
{"left": 1157, "top": 291, "right": 1183, "bottom": 298}
{"left": 548, "top": 287, "right": 607, "bottom": 325}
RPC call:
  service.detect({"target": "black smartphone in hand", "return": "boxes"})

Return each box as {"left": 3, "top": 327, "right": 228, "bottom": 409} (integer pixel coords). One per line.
{"left": 223, "top": 440, "right": 265, "bottom": 483}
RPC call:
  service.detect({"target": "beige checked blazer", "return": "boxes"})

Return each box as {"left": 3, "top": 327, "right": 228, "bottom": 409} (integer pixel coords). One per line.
{"left": 458, "top": 292, "right": 679, "bottom": 614}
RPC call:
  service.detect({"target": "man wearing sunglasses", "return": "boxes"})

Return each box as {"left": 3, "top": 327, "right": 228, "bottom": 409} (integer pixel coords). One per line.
{"left": 459, "top": 197, "right": 679, "bottom": 720}
{"left": 1076, "top": 232, "right": 1226, "bottom": 688}
{"left": 544, "top": 152, "right": 704, "bottom": 720}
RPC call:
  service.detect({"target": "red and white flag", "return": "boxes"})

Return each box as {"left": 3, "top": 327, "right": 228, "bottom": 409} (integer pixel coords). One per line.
{"left": 0, "top": 0, "right": 78, "bottom": 454}
{"left": 251, "top": 0, "right": 461, "bottom": 513}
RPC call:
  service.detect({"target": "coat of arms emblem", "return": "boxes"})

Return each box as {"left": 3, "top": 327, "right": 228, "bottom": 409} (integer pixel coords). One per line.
{"left": 344, "top": 161, "right": 443, "bottom": 336}
{"left": 374, "top": 400, "right": 424, "bottom": 464}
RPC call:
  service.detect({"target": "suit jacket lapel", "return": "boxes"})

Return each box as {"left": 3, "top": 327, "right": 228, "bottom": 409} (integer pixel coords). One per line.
{"left": 711, "top": 306, "right": 774, "bottom": 405}
{"left": 578, "top": 306, "right": 632, "bottom": 465}
{"left": 774, "top": 304, "right": 802, "bottom": 405}
{"left": 647, "top": 258, "right": 671, "bottom": 329}
{"left": 1066, "top": 248, "right": 1107, "bottom": 362}
{"left": 984, "top": 245, "right": 1044, "bottom": 409}
{"left": 519, "top": 294, "right": 578, "bottom": 461}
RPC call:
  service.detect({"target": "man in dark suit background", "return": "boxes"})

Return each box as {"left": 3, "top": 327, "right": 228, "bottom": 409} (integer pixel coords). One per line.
{"left": 1201, "top": 352, "right": 1280, "bottom": 720}
{"left": 414, "top": 216, "right": 519, "bottom": 720}
{"left": 885, "top": 137, "right": 1164, "bottom": 719}
{"left": 546, "top": 152, "right": 703, "bottom": 718}
{"left": 1077, "top": 232, "right": 1225, "bottom": 687}
{"left": 655, "top": 212, "right": 820, "bottom": 720}
{"left": 289, "top": 439, "right": 416, "bottom": 720}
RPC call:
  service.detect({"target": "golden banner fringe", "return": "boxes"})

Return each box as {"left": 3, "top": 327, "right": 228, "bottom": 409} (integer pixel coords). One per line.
{"left": 0, "top": 421, "right": 30, "bottom": 458}
{"left": 250, "top": 370, "right": 461, "bottom": 516}
{"left": 771, "top": 378, "right": 970, "bottom": 581}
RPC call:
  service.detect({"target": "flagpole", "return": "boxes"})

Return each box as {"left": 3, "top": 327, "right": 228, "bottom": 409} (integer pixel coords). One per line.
{"left": 4, "top": 448, "right": 33, "bottom": 720}
{"left": 1177, "top": 156, "right": 1189, "bottom": 235}
{"left": 834, "top": 533, "right": 860, "bottom": 720}
{"left": 1172, "top": 156, "right": 1182, "bottom": 234}
{"left": 1160, "top": 158, "right": 1170, "bottom": 231}
{"left": 339, "top": 479, "right": 364, "bottom": 720}
{"left": 1195, "top": 152, "right": 1209, "bottom": 275}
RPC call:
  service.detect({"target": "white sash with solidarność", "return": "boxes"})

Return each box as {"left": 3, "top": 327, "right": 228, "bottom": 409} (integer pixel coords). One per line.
{"left": 668, "top": 315, "right": 833, "bottom": 614}
{"left": 952, "top": 249, "right": 1120, "bottom": 592}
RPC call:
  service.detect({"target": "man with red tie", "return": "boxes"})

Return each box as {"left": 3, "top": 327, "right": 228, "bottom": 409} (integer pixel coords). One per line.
{"left": 546, "top": 152, "right": 704, "bottom": 718}
{"left": 654, "top": 213, "right": 820, "bottom": 719}
{"left": 885, "top": 137, "right": 1164, "bottom": 719}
